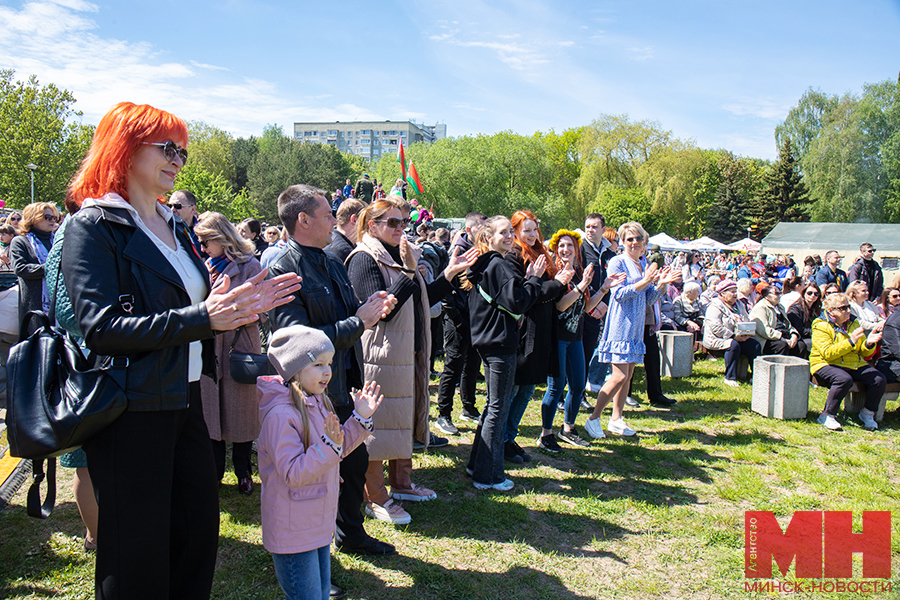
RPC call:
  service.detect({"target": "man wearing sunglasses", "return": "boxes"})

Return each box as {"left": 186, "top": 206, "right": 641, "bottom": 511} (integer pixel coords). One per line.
{"left": 848, "top": 242, "right": 883, "bottom": 302}
{"left": 168, "top": 190, "right": 203, "bottom": 256}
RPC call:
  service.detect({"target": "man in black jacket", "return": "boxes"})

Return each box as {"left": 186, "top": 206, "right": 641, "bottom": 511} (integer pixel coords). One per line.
{"left": 324, "top": 198, "right": 365, "bottom": 263}
{"left": 581, "top": 213, "right": 608, "bottom": 400}
{"left": 435, "top": 212, "right": 484, "bottom": 435}
{"left": 268, "top": 185, "right": 397, "bottom": 560}
{"left": 848, "top": 242, "right": 884, "bottom": 302}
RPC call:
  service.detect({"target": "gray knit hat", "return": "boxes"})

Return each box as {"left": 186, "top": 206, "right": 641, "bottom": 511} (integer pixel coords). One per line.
{"left": 267, "top": 325, "right": 335, "bottom": 382}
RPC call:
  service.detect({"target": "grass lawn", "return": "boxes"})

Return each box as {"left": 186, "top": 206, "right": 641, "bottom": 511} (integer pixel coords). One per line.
{"left": 2, "top": 357, "right": 900, "bottom": 599}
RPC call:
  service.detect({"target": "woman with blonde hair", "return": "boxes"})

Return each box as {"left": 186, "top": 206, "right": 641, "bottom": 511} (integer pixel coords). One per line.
{"left": 584, "top": 222, "right": 679, "bottom": 438}
{"left": 465, "top": 215, "right": 545, "bottom": 490}
{"left": 194, "top": 212, "right": 264, "bottom": 494}
{"left": 346, "top": 199, "right": 477, "bottom": 523}
{"left": 538, "top": 229, "right": 621, "bottom": 452}
{"left": 847, "top": 279, "right": 883, "bottom": 334}
{"left": 4, "top": 211, "right": 22, "bottom": 229}
{"left": 10, "top": 201, "right": 60, "bottom": 336}
{"left": 811, "top": 292, "right": 884, "bottom": 430}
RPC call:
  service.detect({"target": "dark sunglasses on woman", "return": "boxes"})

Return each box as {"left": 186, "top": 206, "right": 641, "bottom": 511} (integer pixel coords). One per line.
{"left": 143, "top": 141, "right": 188, "bottom": 164}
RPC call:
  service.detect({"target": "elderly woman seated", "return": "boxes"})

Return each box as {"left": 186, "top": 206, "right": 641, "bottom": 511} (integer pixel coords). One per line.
{"left": 703, "top": 279, "right": 761, "bottom": 387}
{"left": 700, "top": 275, "right": 720, "bottom": 311}
{"left": 674, "top": 281, "right": 703, "bottom": 350}
{"left": 749, "top": 285, "right": 804, "bottom": 357}
{"left": 876, "top": 299, "right": 900, "bottom": 384}
{"left": 847, "top": 280, "right": 884, "bottom": 334}
{"left": 811, "top": 292, "right": 884, "bottom": 431}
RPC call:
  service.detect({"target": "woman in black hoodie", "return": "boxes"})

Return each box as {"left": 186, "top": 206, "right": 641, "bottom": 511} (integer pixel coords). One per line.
{"left": 465, "top": 215, "right": 545, "bottom": 491}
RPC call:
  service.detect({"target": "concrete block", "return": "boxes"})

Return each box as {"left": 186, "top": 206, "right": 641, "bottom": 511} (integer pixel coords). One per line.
{"left": 657, "top": 330, "right": 693, "bottom": 378}
{"left": 751, "top": 355, "right": 810, "bottom": 419}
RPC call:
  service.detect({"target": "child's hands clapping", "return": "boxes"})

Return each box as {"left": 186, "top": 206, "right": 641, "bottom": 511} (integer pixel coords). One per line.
{"left": 352, "top": 381, "right": 384, "bottom": 419}
{"left": 323, "top": 413, "right": 344, "bottom": 446}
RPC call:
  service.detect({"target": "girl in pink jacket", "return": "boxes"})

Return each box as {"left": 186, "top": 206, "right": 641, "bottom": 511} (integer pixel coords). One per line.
{"left": 258, "top": 325, "right": 383, "bottom": 600}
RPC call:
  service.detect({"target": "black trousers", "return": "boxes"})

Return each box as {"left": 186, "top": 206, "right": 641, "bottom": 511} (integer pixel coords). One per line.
{"left": 628, "top": 326, "right": 663, "bottom": 401}
{"left": 582, "top": 316, "right": 602, "bottom": 372}
{"left": 436, "top": 313, "right": 480, "bottom": 418}
{"left": 211, "top": 439, "right": 253, "bottom": 481}
{"left": 84, "top": 382, "right": 219, "bottom": 600}
{"left": 334, "top": 402, "right": 370, "bottom": 545}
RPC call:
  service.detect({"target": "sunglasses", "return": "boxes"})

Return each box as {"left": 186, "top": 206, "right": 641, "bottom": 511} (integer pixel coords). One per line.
{"left": 375, "top": 218, "right": 411, "bottom": 229}
{"left": 624, "top": 236, "right": 644, "bottom": 243}
{"left": 8, "top": 215, "right": 21, "bottom": 222}
{"left": 143, "top": 141, "right": 188, "bottom": 164}
{"left": 805, "top": 291, "right": 820, "bottom": 297}
{"left": 834, "top": 305, "right": 851, "bottom": 311}
{"left": 42, "top": 213, "right": 58, "bottom": 222}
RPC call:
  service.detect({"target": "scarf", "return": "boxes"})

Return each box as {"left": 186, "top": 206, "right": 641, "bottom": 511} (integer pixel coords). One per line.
{"left": 27, "top": 230, "right": 53, "bottom": 314}
{"left": 206, "top": 255, "right": 230, "bottom": 286}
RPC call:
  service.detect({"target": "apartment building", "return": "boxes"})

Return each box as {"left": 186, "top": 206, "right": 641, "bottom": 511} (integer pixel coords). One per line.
{"left": 292, "top": 120, "right": 447, "bottom": 160}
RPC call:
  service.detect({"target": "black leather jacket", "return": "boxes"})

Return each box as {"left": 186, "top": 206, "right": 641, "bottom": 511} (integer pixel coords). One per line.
{"left": 62, "top": 205, "right": 216, "bottom": 411}
{"left": 267, "top": 239, "right": 365, "bottom": 406}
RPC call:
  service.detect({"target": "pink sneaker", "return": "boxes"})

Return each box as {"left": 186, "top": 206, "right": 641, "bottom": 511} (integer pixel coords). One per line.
{"left": 365, "top": 499, "right": 411, "bottom": 524}
{"left": 391, "top": 483, "right": 437, "bottom": 502}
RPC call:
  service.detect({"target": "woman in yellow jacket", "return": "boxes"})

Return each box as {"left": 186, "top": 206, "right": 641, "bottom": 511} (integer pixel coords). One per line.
{"left": 810, "top": 293, "right": 885, "bottom": 431}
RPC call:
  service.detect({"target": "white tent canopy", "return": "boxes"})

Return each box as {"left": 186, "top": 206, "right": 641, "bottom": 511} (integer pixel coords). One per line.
{"left": 685, "top": 236, "right": 728, "bottom": 251}
{"left": 648, "top": 233, "right": 688, "bottom": 251}
{"left": 727, "top": 238, "right": 762, "bottom": 252}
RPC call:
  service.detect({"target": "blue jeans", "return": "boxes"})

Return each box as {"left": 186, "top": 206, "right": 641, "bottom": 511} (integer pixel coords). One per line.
{"left": 505, "top": 384, "right": 536, "bottom": 442}
{"left": 541, "top": 339, "right": 586, "bottom": 430}
{"left": 467, "top": 351, "right": 516, "bottom": 485}
{"left": 272, "top": 545, "right": 330, "bottom": 600}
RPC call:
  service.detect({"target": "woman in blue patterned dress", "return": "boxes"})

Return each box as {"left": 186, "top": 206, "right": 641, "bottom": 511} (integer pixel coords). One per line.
{"left": 584, "top": 222, "right": 680, "bottom": 438}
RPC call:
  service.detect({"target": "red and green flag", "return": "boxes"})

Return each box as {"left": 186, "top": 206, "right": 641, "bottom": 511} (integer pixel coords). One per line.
{"left": 397, "top": 140, "right": 407, "bottom": 179}
{"left": 406, "top": 160, "right": 424, "bottom": 195}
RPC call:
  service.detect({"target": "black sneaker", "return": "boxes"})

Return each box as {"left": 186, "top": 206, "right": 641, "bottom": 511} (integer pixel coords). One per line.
{"left": 429, "top": 433, "right": 449, "bottom": 448}
{"left": 435, "top": 416, "right": 458, "bottom": 435}
{"left": 459, "top": 409, "right": 480, "bottom": 423}
{"left": 504, "top": 441, "right": 524, "bottom": 464}
{"left": 650, "top": 396, "right": 678, "bottom": 407}
{"left": 508, "top": 439, "right": 532, "bottom": 462}
{"left": 538, "top": 434, "right": 562, "bottom": 453}
{"left": 558, "top": 427, "right": 590, "bottom": 447}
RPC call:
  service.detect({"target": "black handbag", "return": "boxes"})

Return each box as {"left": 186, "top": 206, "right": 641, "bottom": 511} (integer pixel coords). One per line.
{"left": 228, "top": 325, "right": 275, "bottom": 384}
{"left": 7, "top": 311, "right": 128, "bottom": 459}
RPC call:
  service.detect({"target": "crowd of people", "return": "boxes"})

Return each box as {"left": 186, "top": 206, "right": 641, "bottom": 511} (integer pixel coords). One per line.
{"left": 7, "top": 101, "right": 900, "bottom": 600}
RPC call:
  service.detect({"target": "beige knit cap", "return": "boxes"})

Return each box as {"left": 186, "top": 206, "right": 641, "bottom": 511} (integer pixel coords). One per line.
{"left": 267, "top": 325, "right": 335, "bottom": 382}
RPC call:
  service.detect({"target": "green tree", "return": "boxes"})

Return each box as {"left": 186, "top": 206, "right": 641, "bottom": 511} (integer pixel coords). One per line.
{"left": 246, "top": 126, "right": 357, "bottom": 220}
{"left": 707, "top": 159, "right": 750, "bottom": 243}
{"left": 587, "top": 184, "right": 655, "bottom": 232}
{"left": 232, "top": 136, "right": 259, "bottom": 192}
{"left": 0, "top": 70, "right": 93, "bottom": 207}
{"left": 775, "top": 88, "right": 839, "bottom": 159}
{"left": 187, "top": 121, "right": 235, "bottom": 187}
{"left": 750, "top": 138, "right": 811, "bottom": 237}
{"left": 173, "top": 163, "right": 255, "bottom": 221}
{"left": 635, "top": 142, "right": 706, "bottom": 237}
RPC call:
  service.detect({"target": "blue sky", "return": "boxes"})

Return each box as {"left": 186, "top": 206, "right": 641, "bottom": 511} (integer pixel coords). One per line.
{"left": 1, "top": 0, "right": 898, "bottom": 160}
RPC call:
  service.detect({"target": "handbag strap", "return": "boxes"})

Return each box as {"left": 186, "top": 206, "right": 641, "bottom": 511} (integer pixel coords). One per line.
{"left": 26, "top": 458, "right": 56, "bottom": 519}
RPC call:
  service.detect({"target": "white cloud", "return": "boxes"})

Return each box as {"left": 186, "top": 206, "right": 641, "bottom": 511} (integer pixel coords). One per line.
{"left": 0, "top": 0, "right": 383, "bottom": 137}
{"left": 190, "top": 60, "right": 229, "bottom": 72}
{"left": 722, "top": 98, "right": 793, "bottom": 121}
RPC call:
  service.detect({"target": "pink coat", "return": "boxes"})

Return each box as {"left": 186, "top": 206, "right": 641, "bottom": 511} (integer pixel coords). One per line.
{"left": 257, "top": 376, "right": 371, "bottom": 554}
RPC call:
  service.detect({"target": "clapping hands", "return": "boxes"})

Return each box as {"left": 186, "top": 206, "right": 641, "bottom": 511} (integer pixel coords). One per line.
{"left": 323, "top": 413, "right": 344, "bottom": 446}
{"left": 353, "top": 381, "right": 384, "bottom": 419}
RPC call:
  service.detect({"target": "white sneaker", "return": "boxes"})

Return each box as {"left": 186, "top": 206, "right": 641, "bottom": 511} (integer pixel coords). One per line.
{"left": 859, "top": 408, "right": 878, "bottom": 431}
{"left": 473, "top": 478, "right": 515, "bottom": 492}
{"left": 724, "top": 379, "right": 739, "bottom": 388}
{"left": 583, "top": 417, "right": 606, "bottom": 439}
{"left": 817, "top": 413, "right": 842, "bottom": 431}
{"left": 608, "top": 418, "right": 636, "bottom": 436}
{"left": 365, "top": 499, "right": 411, "bottom": 525}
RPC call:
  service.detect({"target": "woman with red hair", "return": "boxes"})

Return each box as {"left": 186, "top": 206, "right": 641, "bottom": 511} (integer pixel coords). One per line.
{"left": 61, "top": 102, "right": 301, "bottom": 599}
{"left": 501, "top": 210, "right": 571, "bottom": 463}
